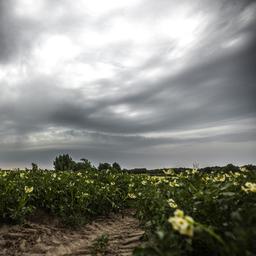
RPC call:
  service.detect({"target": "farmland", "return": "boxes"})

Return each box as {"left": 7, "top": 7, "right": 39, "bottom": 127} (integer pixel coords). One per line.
{"left": 0, "top": 165, "right": 256, "bottom": 255}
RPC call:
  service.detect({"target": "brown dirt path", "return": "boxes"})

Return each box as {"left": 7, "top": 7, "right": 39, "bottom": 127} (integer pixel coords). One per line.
{"left": 0, "top": 209, "right": 144, "bottom": 256}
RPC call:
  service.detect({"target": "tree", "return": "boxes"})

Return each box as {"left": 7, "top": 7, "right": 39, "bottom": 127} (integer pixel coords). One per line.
{"left": 31, "top": 162, "right": 38, "bottom": 171}
{"left": 53, "top": 154, "right": 75, "bottom": 171}
{"left": 222, "top": 163, "right": 239, "bottom": 172}
{"left": 98, "top": 162, "right": 111, "bottom": 171}
{"left": 73, "top": 158, "right": 93, "bottom": 171}
{"left": 112, "top": 162, "right": 121, "bottom": 171}
{"left": 80, "top": 158, "right": 92, "bottom": 168}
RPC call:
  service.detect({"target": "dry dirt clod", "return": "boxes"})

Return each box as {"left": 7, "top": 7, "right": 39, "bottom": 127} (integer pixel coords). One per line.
{"left": 19, "top": 239, "right": 26, "bottom": 251}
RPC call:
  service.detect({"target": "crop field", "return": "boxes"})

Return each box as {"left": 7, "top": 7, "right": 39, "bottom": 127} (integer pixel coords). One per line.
{"left": 0, "top": 166, "right": 256, "bottom": 255}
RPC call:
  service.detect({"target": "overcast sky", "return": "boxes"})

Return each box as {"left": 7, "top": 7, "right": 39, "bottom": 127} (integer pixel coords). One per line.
{"left": 0, "top": 0, "right": 255, "bottom": 169}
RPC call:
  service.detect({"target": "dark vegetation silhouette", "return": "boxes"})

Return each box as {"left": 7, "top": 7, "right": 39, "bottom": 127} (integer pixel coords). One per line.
{"left": 14, "top": 153, "right": 255, "bottom": 173}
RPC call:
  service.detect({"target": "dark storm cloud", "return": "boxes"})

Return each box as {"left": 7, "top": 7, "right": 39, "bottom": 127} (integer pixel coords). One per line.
{"left": 0, "top": 0, "right": 40, "bottom": 63}
{"left": 0, "top": 1, "right": 22, "bottom": 62}
{"left": 0, "top": 0, "right": 20, "bottom": 62}
{"left": 0, "top": 0, "right": 255, "bottom": 168}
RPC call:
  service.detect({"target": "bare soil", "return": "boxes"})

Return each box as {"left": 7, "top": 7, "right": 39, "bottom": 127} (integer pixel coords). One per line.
{"left": 0, "top": 209, "right": 144, "bottom": 256}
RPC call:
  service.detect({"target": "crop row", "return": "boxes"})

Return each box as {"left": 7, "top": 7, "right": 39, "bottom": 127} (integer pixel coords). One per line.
{"left": 0, "top": 167, "right": 256, "bottom": 255}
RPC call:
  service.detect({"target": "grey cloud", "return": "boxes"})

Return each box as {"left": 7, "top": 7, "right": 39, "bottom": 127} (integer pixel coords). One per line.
{"left": 1, "top": 34, "right": 255, "bottom": 138}
{"left": 0, "top": 0, "right": 100, "bottom": 63}
{"left": 0, "top": 0, "right": 255, "bottom": 168}
{"left": 0, "top": 0, "right": 40, "bottom": 63}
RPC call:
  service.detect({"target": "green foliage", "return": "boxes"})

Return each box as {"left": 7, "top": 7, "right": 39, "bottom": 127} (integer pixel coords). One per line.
{"left": 98, "top": 162, "right": 121, "bottom": 171}
{"left": 73, "top": 158, "right": 94, "bottom": 172}
{"left": 31, "top": 163, "right": 38, "bottom": 171}
{"left": 53, "top": 154, "right": 75, "bottom": 171}
{"left": 131, "top": 168, "right": 256, "bottom": 256}
{"left": 90, "top": 234, "right": 109, "bottom": 255}
{"left": 112, "top": 162, "right": 121, "bottom": 171}
{"left": 221, "top": 163, "right": 240, "bottom": 172}
{"left": 98, "top": 162, "right": 112, "bottom": 171}
{"left": 0, "top": 169, "right": 131, "bottom": 225}
{"left": 0, "top": 165, "right": 255, "bottom": 255}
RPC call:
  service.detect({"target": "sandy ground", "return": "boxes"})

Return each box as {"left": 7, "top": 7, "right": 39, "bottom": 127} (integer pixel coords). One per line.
{"left": 0, "top": 209, "right": 144, "bottom": 256}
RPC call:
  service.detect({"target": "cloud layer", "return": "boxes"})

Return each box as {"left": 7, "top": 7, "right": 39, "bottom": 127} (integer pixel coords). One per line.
{"left": 0, "top": 0, "right": 256, "bottom": 168}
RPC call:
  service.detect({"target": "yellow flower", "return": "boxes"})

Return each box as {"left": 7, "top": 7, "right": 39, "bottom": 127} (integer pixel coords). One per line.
{"left": 167, "top": 199, "right": 178, "bottom": 208}
{"left": 128, "top": 193, "right": 136, "bottom": 199}
{"left": 168, "top": 216, "right": 187, "bottom": 231}
{"left": 169, "top": 181, "right": 180, "bottom": 187}
{"left": 181, "top": 224, "right": 194, "bottom": 237}
{"left": 168, "top": 209, "right": 194, "bottom": 237}
{"left": 192, "top": 169, "right": 198, "bottom": 174}
{"left": 20, "top": 173, "right": 25, "bottom": 178}
{"left": 24, "top": 186, "right": 34, "bottom": 193}
{"left": 241, "top": 182, "right": 256, "bottom": 193}
{"left": 239, "top": 167, "right": 248, "bottom": 172}
{"left": 174, "top": 209, "right": 184, "bottom": 218}
{"left": 81, "top": 192, "right": 89, "bottom": 198}
{"left": 185, "top": 216, "right": 194, "bottom": 225}
{"left": 129, "top": 183, "right": 135, "bottom": 188}
{"left": 163, "top": 169, "right": 173, "bottom": 175}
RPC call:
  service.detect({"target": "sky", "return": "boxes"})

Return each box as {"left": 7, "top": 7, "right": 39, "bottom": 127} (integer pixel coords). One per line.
{"left": 0, "top": 0, "right": 256, "bottom": 169}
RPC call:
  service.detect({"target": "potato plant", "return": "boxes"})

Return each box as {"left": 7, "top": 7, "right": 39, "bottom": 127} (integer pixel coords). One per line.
{"left": 0, "top": 166, "right": 255, "bottom": 255}
{"left": 132, "top": 168, "right": 256, "bottom": 256}
{"left": 0, "top": 169, "right": 131, "bottom": 225}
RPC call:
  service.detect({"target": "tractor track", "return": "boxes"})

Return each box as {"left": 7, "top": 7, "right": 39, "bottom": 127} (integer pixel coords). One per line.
{"left": 0, "top": 209, "right": 144, "bottom": 256}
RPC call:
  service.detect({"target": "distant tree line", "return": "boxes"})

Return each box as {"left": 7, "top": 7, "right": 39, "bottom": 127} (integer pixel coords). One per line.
{"left": 16, "top": 154, "right": 255, "bottom": 173}
{"left": 53, "top": 154, "right": 121, "bottom": 172}
{"left": 122, "top": 163, "right": 256, "bottom": 175}
{"left": 52, "top": 155, "right": 256, "bottom": 174}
